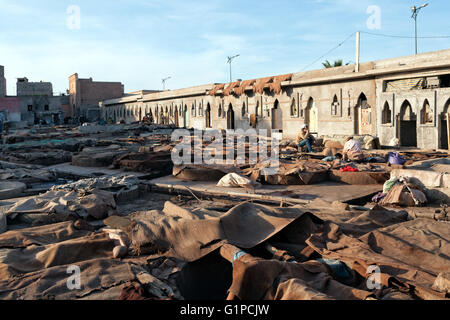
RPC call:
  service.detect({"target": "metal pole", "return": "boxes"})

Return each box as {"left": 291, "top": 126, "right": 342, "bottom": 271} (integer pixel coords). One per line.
{"left": 415, "top": 14, "right": 418, "bottom": 54}
{"left": 229, "top": 62, "right": 232, "bottom": 83}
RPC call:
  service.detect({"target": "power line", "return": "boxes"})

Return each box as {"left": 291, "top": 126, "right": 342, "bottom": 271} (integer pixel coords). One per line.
{"left": 298, "top": 30, "right": 450, "bottom": 73}
{"left": 300, "top": 32, "right": 356, "bottom": 72}
{"left": 360, "top": 31, "right": 450, "bottom": 39}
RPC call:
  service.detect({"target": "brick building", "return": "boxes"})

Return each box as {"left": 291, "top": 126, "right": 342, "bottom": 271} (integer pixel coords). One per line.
{"left": 69, "top": 73, "right": 124, "bottom": 122}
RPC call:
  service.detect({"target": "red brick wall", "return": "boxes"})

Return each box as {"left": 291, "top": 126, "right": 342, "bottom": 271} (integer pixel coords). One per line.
{"left": 79, "top": 80, "right": 124, "bottom": 106}
{"left": 0, "top": 97, "right": 20, "bottom": 112}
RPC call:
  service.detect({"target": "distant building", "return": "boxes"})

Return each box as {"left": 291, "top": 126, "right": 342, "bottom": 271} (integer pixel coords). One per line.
{"left": 69, "top": 73, "right": 124, "bottom": 122}
{"left": 0, "top": 66, "right": 67, "bottom": 127}
{"left": 16, "top": 77, "right": 65, "bottom": 125}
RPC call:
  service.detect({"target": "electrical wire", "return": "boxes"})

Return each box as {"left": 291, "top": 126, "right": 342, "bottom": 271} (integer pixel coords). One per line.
{"left": 360, "top": 31, "right": 450, "bottom": 39}
{"left": 298, "top": 30, "right": 450, "bottom": 73}
{"left": 300, "top": 32, "right": 356, "bottom": 72}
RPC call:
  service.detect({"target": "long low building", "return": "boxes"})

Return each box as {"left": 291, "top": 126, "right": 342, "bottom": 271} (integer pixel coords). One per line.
{"left": 100, "top": 49, "right": 450, "bottom": 149}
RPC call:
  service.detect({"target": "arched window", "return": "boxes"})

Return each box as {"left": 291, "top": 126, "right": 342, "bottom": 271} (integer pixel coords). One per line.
{"left": 191, "top": 104, "right": 196, "bottom": 117}
{"left": 267, "top": 100, "right": 273, "bottom": 118}
{"left": 331, "top": 95, "right": 339, "bottom": 116}
{"left": 199, "top": 102, "right": 204, "bottom": 117}
{"left": 256, "top": 101, "right": 260, "bottom": 117}
{"left": 400, "top": 100, "right": 415, "bottom": 121}
{"left": 242, "top": 102, "right": 246, "bottom": 117}
{"left": 421, "top": 99, "right": 433, "bottom": 124}
{"left": 290, "top": 98, "right": 298, "bottom": 117}
{"left": 218, "top": 103, "right": 223, "bottom": 118}
{"left": 170, "top": 105, "right": 173, "bottom": 117}
{"left": 382, "top": 101, "right": 392, "bottom": 124}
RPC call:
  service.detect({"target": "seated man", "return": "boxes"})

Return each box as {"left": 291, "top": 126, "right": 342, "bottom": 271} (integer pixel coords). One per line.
{"left": 343, "top": 136, "right": 364, "bottom": 161}
{"left": 296, "top": 124, "right": 314, "bottom": 153}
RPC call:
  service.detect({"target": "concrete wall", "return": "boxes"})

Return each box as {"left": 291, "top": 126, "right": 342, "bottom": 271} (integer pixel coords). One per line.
{"left": 19, "top": 95, "right": 64, "bottom": 125}
{"left": 376, "top": 66, "right": 450, "bottom": 149}
{"left": 17, "top": 79, "right": 53, "bottom": 96}
{"left": 101, "top": 49, "right": 450, "bottom": 148}
{"left": 0, "top": 66, "right": 5, "bottom": 98}
{"left": 102, "top": 78, "right": 377, "bottom": 140}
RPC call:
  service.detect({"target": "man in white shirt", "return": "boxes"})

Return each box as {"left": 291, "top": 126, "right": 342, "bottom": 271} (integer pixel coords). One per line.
{"left": 343, "top": 136, "right": 364, "bottom": 161}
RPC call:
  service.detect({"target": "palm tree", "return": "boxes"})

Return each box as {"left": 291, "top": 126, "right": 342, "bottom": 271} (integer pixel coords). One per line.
{"left": 322, "top": 59, "right": 348, "bottom": 68}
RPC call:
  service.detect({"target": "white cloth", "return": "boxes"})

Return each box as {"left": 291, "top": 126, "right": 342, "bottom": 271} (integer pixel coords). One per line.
{"left": 344, "top": 139, "right": 362, "bottom": 153}
{"left": 217, "top": 173, "right": 260, "bottom": 188}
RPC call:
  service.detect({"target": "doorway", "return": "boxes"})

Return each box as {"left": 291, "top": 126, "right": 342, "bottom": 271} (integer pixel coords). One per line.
{"left": 206, "top": 103, "right": 211, "bottom": 128}
{"left": 399, "top": 100, "right": 417, "bottom": 147}
{"left": 440, "top": 99, "right": 450, "bottom": 149}
{"left": 355, "top": 93, "right": 371, "bottom": 135}
{"left": 271, "top": 99, "right": 283, "bottom": 130}
{"left": 184, "top": 105, "right": 189, "bottom": 128}
{"left": 227, "top": 104, "right": 235, "bottom": 130}
{"left": 175, "top": 106, "right": 179, "bottom": 127}
{"left": 305, "top": 97, "right": 318, "bottom": 133}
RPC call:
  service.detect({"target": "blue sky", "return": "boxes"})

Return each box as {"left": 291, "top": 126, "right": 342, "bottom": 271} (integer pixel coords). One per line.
{"left": 0, "top": 0, "right": 449, "bottom": 95}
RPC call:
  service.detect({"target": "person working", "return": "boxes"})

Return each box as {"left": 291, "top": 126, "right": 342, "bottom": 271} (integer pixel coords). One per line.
{"left": 296, "top": 124, "right": 314, "bottom": 153}
{"left": 343, "top": 136, "right": 364, "bottom": 161}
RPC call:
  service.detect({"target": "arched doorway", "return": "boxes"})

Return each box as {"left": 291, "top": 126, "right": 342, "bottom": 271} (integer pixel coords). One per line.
{"left": 184, "top": 105, "right": 189, "bottom": 128}
{"left": 227, "top": 103, "right": 235, "bottom": 130}
{"left": 271, "top": 99, "right": 283, "bottom": 130}
{"left": 440, "top": 99, "right": 450, "bottom": 149}
{"left": 399, "top": 100, "right": 417, "bottom": 147}
{"left": 305, "top": 97, "right": 318, "bottom": 133}
{"left": 174, "top": 105, "right": 179, "bottom": 127}
{"left": 165, "top": 107, "right": 169, "bottom": 125}
{"left": 148, "top": 109, "right": 153, "bottom": 123}
{"left": 355, "top": 93, "right": 371, "bottom": 135}
{"left": 206, "top": 103, "right": 211, "bottom": 128}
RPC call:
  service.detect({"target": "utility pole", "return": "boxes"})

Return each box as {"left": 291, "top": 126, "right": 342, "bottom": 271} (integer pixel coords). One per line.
{"left": 162, "top": 76, "right": 171, "bottom": 91}
{"left": 227, "top": 54, "right": 240, "bottom": 82}
{"left": 355, "top": 31, "right": 360, "bottom": 73}
{"left": 411, "top": 3, "right": 429, "bottom": 55}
